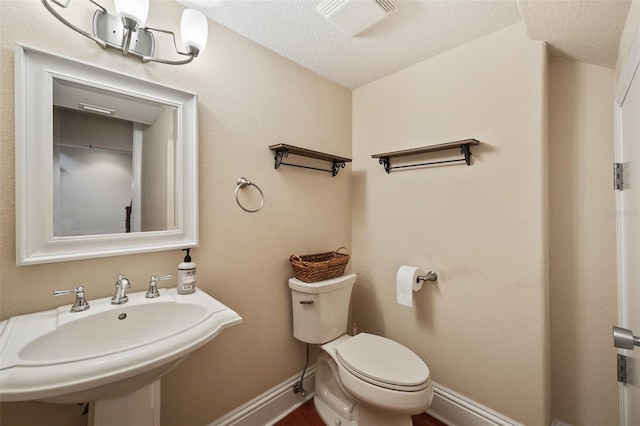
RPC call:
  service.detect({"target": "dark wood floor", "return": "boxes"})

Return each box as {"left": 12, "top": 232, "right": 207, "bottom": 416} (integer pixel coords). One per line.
{"left": 275, "top": 399, "right": 446, "bottom": 426}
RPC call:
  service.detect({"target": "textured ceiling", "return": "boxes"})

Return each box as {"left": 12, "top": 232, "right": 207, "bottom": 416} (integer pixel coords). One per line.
{"left": 518, "top": 0, "right": 631, "bottom": 69}
{"left": 176, "top": 0, "right": 631, "bottom": 89}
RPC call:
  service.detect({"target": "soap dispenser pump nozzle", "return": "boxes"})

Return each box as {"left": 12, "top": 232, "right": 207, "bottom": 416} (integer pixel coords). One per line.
{"left": 182, "top": 248, "right": 191, "bottom": 262}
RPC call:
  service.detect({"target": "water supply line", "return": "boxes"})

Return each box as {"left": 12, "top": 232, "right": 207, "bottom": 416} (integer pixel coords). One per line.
{"left": 292, "top": 343, "right": 309, "bottom": 396}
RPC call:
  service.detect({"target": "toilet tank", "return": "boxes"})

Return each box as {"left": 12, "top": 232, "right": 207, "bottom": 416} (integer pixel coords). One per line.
{"left": 288, "top": 273, "right": 356, "bottom": 344}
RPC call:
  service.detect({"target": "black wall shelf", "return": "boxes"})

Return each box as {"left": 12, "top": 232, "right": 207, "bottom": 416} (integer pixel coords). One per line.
{"left": 371, "top": 139, "right": 480, "bottom": 173}
{"left": 269, "top": 144, "right": 352, "bottom": 177}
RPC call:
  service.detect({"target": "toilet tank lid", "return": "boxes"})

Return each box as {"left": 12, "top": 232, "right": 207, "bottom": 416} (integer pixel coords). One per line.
{"left": 288, "top": 273, "right": 356, "bottom": 293}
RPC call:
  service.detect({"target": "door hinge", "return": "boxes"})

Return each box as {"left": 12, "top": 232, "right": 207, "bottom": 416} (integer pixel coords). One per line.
{"left": 614, "top": 162, "right": 624, "bottom": 190}
{"left": 617, "top": 354, "right": 628, "bottom": 383}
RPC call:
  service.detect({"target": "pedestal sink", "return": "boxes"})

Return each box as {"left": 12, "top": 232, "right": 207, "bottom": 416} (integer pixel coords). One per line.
{"left": 0, "top": 287, "right": 242, "bottom": 424}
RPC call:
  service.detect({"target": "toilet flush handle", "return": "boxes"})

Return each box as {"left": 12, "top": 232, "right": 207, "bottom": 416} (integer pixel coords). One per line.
{"left": 300, "top": 298, "right": 314, "bottom": 305}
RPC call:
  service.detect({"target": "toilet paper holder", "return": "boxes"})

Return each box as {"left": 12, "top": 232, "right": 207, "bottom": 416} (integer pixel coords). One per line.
{"left": 417, "top": 271, "right": 438, "bottom": 283}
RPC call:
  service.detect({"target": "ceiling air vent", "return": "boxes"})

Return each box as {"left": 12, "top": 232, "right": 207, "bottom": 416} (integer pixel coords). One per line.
{"left": 316, "top": 0, "right": 398, "bottom": 37}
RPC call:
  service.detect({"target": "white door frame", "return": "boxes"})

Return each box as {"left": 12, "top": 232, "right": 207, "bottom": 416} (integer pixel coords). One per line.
{"left": 615, "top": 20, "right": 640, "bottom": 426}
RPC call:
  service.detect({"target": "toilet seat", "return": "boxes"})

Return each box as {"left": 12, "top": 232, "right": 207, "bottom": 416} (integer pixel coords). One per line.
{"left": 336, "top": 333, "right": 430, "bottom": 392}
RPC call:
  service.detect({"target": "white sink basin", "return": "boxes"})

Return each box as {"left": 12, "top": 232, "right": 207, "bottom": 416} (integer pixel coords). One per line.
{"left": 0, "top": 288, "right": 242, "bottom": 403}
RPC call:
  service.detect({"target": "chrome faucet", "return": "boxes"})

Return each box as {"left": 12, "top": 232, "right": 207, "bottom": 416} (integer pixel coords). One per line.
{"left": 52, "top": 286, "right": 90, "bottom": 312}
{"left": 146, "top": 274, "right": 172, "bottom": 298}
{"left": 111, "top": 274, "right": 130, "bottom": 305}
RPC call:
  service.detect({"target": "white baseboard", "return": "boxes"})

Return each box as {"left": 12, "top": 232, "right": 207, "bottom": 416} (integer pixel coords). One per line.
{"left": 428, "top": 383, "right": 523, "bottom": 426}
{"left": 210, "top": 366, "right": 316, "bottom": 426}
{"left": 212, "top": 367, "right": 523, "bottom": 426}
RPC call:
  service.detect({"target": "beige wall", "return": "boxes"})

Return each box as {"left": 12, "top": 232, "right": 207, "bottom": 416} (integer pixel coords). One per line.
{"left": 351, "top": 23, "right": 550, "bottom": 425}
{"left": 0, "top": 1, "right": 351, "bottom": 425}
{"left": 548, "top": 58, "right": 618, "bottom": 426}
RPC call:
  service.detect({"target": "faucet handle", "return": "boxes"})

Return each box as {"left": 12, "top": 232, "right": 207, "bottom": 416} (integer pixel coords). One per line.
{"left": 52, "top": 286, "right": 90, "bottom": 312}
{"left": 146, "top": 274, "right": 172, "bottom": 298}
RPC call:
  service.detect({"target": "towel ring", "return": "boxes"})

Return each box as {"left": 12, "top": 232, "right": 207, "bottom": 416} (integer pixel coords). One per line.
{"left": 235, "top": 177, "right": 264, "bottom": 213}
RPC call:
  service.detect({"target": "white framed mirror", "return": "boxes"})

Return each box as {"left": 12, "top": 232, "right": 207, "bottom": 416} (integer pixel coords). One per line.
{"left": 15, "top": 44, "right": 198, "bottom": 265}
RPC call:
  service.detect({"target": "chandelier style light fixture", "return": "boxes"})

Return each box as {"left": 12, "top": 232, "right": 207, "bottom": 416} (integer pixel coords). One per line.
{"left": 41, "top": 0, "right": 209, "bottom": 65}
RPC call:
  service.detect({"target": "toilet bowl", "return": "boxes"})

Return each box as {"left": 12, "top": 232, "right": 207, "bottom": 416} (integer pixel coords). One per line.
{"left": 289, "top": 273, "right": 433, "bottom": 425}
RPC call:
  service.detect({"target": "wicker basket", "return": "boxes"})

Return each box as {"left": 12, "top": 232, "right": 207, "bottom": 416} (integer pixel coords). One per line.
{"left": 289, "top": 247, "right": 350, "bottom": 283}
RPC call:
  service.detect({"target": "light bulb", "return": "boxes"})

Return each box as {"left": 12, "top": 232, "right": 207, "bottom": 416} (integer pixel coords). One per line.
{"left": 181, "top": 9, "right": 208, "bottom": 56}
{"left": 114, "top": 0, "right": 149, "bottom": 28}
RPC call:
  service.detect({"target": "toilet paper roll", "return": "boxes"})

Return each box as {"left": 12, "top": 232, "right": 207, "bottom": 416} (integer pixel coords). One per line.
{"left": 396, "top": 265, "right": 424, "bottom": 307}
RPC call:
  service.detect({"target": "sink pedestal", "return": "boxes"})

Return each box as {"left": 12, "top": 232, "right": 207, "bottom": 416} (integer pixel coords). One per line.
{"left": 89, "top": 380, "right": 161, "bottom": 426}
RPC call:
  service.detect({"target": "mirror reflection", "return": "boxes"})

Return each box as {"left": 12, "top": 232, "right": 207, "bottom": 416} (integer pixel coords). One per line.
{"left": 52, "top": 79, "right": 177, "bottom": 236}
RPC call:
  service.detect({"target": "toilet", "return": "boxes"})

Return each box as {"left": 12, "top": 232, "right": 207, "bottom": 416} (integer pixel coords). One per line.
{"left": 289, "top": 273, "right": 433, "bottom": 426}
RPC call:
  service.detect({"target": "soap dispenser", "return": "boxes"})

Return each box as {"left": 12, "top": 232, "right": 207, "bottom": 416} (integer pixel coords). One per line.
{"left": 177, "top": 248, "right": 196, "bottom": 295}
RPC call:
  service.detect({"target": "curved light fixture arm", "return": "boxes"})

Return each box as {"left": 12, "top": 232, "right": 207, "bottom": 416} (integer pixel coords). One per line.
{"left": 142, "top": 27, "right": 195, "bottom": 65}
{"left": 40, "top": 0, "right": 107, "bottom": 48}
{"left": 88, "top": 0, "right": 107, "bottom": 14}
